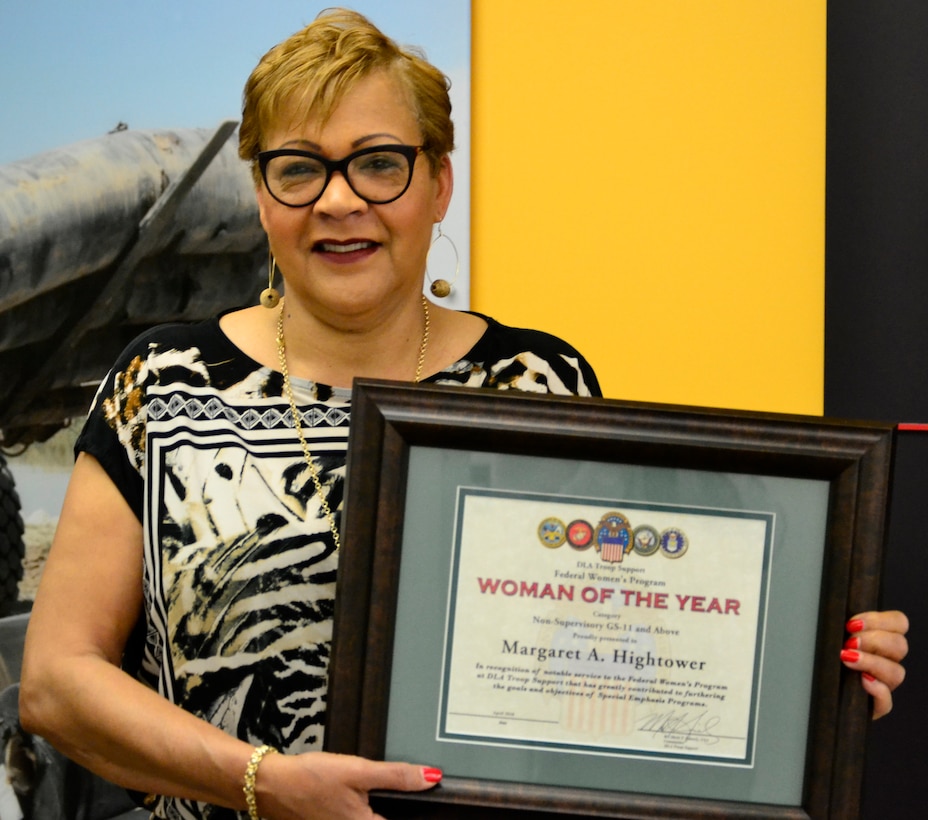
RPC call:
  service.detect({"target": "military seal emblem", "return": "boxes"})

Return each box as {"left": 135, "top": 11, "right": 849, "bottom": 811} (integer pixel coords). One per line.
{"left": 566, "top": 519, "right": 594, "bottom": 550}
{"left": 633, "top": 524, "right": 661, "bottom": 556}
{"left": 660, "top": 527, "right": 689, "bottom": 558}
{"left": 538, "top": 517, "right": 567, "bottom": 548}
{"left": 595, "top": 512, "right": 632, "bottom": 563}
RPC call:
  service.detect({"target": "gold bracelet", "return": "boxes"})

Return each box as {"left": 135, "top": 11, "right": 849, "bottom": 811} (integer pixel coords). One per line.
{"left": 243, "top": 744, "right": 278, "bottom": 820}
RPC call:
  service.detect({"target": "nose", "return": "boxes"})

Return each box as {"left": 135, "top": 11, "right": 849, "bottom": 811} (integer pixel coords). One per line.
{"left": 314, "top": 170, "right": 367, "bottom": 217}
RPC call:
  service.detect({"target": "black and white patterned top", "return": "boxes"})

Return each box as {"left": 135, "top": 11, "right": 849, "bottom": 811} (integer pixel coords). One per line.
{"left": 76, "top": 312, "right": 600, "bottom": 819}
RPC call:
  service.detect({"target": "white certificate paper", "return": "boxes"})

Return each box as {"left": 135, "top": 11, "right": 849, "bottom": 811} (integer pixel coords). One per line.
{"left": 438, "top": 488, "right": 773, "bottom": 766}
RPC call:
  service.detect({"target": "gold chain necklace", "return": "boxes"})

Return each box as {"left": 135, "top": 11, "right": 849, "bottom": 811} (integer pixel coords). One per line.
{"left": 276, "top": 296, "right": 431, "bottom": 549}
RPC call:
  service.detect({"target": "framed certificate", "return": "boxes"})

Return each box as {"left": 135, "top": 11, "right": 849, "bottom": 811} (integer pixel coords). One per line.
{"left": 325, "top": 380, "right": 895, "bottom": 819}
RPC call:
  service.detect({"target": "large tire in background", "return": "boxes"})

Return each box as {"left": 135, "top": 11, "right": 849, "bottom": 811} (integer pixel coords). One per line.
{"left": 0, "top": 454, "right": 25, "bottom": 617}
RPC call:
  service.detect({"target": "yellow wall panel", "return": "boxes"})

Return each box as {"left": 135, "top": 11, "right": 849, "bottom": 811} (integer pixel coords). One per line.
{"left": 471, "top": 0, "right": 825, "bottom": 413}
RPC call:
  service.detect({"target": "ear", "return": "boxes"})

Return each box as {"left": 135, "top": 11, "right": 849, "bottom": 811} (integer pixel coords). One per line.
{"left": 434, "top": 155, "right": 454, "bottom": 222}
{"left": 255, "top": 184, "right": 272, "bottom": 234}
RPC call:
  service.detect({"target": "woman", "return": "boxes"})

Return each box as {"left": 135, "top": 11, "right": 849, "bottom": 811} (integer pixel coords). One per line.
{"left": 18, "top": 8, "right": 907, "bottom": 820}
{"left": 19, "top": 10, "right": 599, "bottom": 820}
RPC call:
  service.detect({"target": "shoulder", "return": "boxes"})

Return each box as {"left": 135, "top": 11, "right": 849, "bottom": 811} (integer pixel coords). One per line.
{"left": 101, "top": 316, "right": 262, "bottom": 393}
{"left": 432, "top": 313, "right": 602, "bottom": 397}
{"left": 473, "top": 314, "right": 586, "bottom": 355}
{"left": 110, "top": 318, "right": 227, "bottom": 365}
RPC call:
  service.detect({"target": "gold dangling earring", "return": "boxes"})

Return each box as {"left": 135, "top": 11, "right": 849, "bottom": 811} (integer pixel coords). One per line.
{"left": 426, "top": 223, "right": 459, "bottom": 298}
{"left": 260, "top": 252, "right": 281, "bottom": 308}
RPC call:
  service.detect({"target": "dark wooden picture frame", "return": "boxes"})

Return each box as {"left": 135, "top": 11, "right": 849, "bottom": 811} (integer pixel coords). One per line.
{"left": 325, "top": 379, "right": 895, "bottom": 820}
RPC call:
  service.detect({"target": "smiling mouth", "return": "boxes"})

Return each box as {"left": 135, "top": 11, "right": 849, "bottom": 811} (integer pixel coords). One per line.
{"left": 315, "top": 240, "right": 378, "bottom": 254}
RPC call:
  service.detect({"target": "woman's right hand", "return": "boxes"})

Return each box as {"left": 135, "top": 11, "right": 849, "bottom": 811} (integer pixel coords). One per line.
{"left": 256, "top": 751, "right": 441, "bottom": 820}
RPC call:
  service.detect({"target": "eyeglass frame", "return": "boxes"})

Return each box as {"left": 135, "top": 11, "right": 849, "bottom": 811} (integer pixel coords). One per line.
{"left": 257, "top": 144, "right": 425, "bottom": 208}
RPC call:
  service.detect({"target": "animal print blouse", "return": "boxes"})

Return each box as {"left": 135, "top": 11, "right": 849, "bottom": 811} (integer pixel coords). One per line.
{"left": 76, "top": 312, "right": 600, "bottom": 819}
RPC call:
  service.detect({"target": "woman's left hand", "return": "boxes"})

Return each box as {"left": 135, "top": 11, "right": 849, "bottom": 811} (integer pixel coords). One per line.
{"left": 841, "top": 610, "right": 909, "bottom": 719}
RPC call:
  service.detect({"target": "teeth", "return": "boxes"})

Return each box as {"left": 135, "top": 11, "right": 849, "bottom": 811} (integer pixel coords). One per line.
{"left": 319, "top": 241, "right": 373, "bottom": 253}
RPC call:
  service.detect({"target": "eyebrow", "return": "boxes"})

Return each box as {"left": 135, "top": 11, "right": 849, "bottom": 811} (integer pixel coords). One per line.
{"left": 277, "top": 132, "right": 406, "bottom": 152}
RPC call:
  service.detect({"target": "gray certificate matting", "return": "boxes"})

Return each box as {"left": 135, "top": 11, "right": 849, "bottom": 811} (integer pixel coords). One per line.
{"left": 384, "top": 446, "right": 829, "bottom": 805}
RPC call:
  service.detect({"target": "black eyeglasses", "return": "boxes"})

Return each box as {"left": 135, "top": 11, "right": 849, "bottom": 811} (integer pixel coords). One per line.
{"left": 257, "top": 144, "right": 424, "bottom": 208}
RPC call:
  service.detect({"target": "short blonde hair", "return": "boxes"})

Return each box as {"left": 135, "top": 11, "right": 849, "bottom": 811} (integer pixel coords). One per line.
{"left": 240, "top": 8, "right": 454, "bottom": 181}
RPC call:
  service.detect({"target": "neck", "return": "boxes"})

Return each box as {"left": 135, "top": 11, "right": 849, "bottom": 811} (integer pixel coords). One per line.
{"left": 277, "top": 296, "right": 430, "bottom": 387}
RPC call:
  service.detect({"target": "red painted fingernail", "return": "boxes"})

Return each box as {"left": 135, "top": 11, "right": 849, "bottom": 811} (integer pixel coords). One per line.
{"left": 841, "top": 649, "right": 861, "bottom": 663}
{"left": 846, "top": 618, "right": 864, "bottom": 633}
{"left": 862, "top": 673, "right": 877, "bottom": 683}
{"left": 844, "top": 637, "right": 860, "bottom": 650}
{"left": 423, "top": 767, "right": 443, "bottom": 783}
